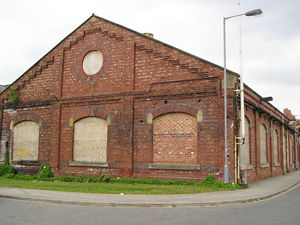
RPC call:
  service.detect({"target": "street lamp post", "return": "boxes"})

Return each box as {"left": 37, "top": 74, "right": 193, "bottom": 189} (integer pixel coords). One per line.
{"left": 223, "top": 9, "right": 262, "bottom": 184}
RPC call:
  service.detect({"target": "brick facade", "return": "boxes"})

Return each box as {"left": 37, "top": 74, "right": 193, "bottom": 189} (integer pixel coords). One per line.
{"left": 0, "top": 15, "right": 299, "bottom": 183}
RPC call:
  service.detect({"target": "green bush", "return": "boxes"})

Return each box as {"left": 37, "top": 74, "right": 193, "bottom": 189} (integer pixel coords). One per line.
{"left": 98, "top": 174, "right": 110, "bottom": 183}
{"left": 37, "top": 165, "right": 53, "bottom": 180}
{"left": 203, "top": 173, "right": 216, "bottom": 185}
{"left": 86, "top": 175, "right": 110, "bottom": 183}
{"left": 4, "top": 150, "right": 9, "bottom": 164}
{"left": 3, "top": 173, "right": 15, "bottom": 179}
{"left": 0, "top": 163, "right": 15, "bottom": 176}
{"left": 58, "top": 174, "right": 77, "bottom": 182}
{"left": 14, "top": 172, "right": 35, "bottom": 180}
{"left": 76, "top": 175, "right": 85, "bottom": 183}
{"left": 87, "top": 176, "right": 99, "bottom": 183}
{"left": 7, "top": 86, "right": 20, "bottom": 104}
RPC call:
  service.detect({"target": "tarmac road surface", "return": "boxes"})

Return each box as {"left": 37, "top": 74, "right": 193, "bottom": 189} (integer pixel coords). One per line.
{"left": 0, "top": 184, "right": 299, "bottom": 225}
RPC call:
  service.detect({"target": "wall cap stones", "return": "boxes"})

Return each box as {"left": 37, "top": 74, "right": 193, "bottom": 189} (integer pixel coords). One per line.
{"left": 149, "top": 163, "right": 200, "bottom": 171}
{"left": 69, "top": 161, "right": 108, "bottom": 167}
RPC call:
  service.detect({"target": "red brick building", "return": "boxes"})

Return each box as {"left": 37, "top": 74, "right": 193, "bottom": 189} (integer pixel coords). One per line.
{"left": 0, "top": 15, "right": 299, "bottom": 183}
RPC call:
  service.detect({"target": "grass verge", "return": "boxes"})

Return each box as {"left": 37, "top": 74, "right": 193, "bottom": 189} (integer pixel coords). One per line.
{"left": 0, "top": 177, "right": 244, "bottom": 195}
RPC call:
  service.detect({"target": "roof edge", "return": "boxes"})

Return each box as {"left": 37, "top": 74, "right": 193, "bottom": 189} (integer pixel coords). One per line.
{"left": 244, "top": 83, "right": 290, "bottom": 121}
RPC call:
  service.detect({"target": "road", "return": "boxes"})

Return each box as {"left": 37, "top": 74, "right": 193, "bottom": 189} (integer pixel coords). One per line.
{"left": 1, "top": 185, "right": 300, "bottom": 225}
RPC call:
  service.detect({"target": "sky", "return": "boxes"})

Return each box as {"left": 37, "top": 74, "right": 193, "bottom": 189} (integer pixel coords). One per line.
{"left": 0, "top": 0, "right": 299, "bottom": 115}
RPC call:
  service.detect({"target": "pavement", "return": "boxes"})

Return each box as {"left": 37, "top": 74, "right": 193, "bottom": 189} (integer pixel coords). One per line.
{"left": 0, "top": 170, "right": 300, "bottom": 207}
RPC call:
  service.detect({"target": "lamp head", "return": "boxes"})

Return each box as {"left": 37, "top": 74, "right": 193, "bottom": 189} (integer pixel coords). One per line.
{"left": 261, "top": 96, "right": 273, "bottom": 102}
{"left": 245, "top": 9, "right": 263, "bottom": 16}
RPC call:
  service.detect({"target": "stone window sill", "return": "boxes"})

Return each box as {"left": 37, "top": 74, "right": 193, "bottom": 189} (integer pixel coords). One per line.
{"left": 274, "top": 162, "right": 281, "bottom": 167}
{"left": 260, "top": 163, "right": 270, "bottom": 168}
{"left": 69, "top": 161, "right": 108, "bottom": 167}
{"left": 240, "top": 164, "right": 253, "bottom": 170}
{"left": 149, "top": 163, "right": 200, "bottom": 171}
{"left": 11, "top": 160, "right": 40, "bottom": 166}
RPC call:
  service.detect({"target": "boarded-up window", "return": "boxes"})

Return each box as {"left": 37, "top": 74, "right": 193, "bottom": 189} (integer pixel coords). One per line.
{"left": 153, "top": 113, "right": 197, "bottom": 164}
{"left": 240, "top": 118, "right": 250, "bottom": 165}
{"left": 284, "top": 134, "right": 289, "bottom": 168}
{"left": 13, "top": 121, "right": 39, "bottom": 161}
{"left": 290, "top": 137, "right": 293, "bottom": 167}
{"left": 259, "top": 124, "right": 267, "bottom": 164}
{"left": 73, "top": 117, "right": 107, "bottom": 162}
{"left": 273, "top": 130, "right": 279, "bottom": 164}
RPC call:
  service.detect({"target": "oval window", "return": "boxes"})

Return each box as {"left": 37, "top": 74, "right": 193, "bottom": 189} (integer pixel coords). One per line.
{"left": 82, "top": 50, "right": 103, "bottom": 75}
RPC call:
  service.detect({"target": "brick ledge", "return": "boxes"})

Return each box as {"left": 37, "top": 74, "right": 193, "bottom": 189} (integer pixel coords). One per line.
{"left": 240, "top": 164, "right": 254, "bottom": 170}
{"left": 149, "top": 163, "right": 200, "bottom": 171}
{"left": 11, "top": 160, "right": 40, "bottom": 166}
{"left": 260, "top": 163, "right": 270, "bottom": 168}
{"left": 69, "top": 161, "right": 108, "bottom": 167}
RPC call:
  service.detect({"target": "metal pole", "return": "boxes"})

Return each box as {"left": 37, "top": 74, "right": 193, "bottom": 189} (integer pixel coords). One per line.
{"left": 294, "top": 123, "right": 298, "bottom": 169}
{"left": 239, "top": 0, "right": 246, "bottom": 184}
{"left": 223, "top": 8, "right": 262, "bottom": 184}
{"left": 223, "top": 17, "right": 229, "bottom": 184}
{"left": 239, "top": 3, "right": 245, "bottom": 141}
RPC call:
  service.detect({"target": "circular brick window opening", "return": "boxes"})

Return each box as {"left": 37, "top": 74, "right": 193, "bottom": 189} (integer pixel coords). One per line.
{"left": 82, "top": 50, "right": 103, "bottom": 75}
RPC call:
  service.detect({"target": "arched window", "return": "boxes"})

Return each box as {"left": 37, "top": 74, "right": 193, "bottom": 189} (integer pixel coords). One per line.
{"left": 73, "top": 117, "right": 107, "bottom": 162}
{"left": 259, "top": 124, "right": 267, "bottom": 165}
{"left": 240, "top": 118, "right": 250, "bottom": 166}
{"left": 273, "top": 130, "right": 279, "bottom": 164}
{"left": 13, "top": 121, "right": 39, "bottom": 161}
{"left": 153, "top": 113, "right": 197, "bottom": 164}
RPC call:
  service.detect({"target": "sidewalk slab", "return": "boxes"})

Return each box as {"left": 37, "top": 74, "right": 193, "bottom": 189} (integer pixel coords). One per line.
{"left": 0, "top": 170, "right": 300, "bottom": 207}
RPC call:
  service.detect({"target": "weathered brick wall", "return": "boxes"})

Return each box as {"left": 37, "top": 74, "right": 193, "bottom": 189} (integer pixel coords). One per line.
{"left": 242, "top": 87, "right": 298, "bottom": 183}
{"left": 0, "top": 107, "right": 52, "bottom": 174}
{"left": 0, "top": 15, "right": 298, "bottom": 183}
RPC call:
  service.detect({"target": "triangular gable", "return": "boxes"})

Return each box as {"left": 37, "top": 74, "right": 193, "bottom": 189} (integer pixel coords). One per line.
{"left": 0, "top": 14, "right": 239, "bottom": 102}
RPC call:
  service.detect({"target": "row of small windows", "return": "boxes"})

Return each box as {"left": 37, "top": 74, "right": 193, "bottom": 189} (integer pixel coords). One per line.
{"left": 240, "top": 118, "right": 295, "bottom": 168}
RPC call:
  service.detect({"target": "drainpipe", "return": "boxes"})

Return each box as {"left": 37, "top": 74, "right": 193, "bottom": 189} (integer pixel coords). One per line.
{"left": 234, "top": 136, "right": 238, "bottom": 184}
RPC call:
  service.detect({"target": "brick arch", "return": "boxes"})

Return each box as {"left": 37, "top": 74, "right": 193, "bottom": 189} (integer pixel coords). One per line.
{"left": 11, "top": 113, "right": 43, "bottom": 128}
{"left": 146, "top": 103, "right": 203, "bottom": 124}
{"left": 68, "top": 108, "right": 113, "bottom": 127}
